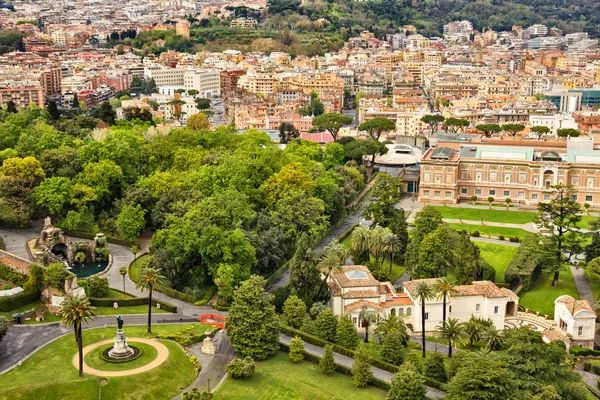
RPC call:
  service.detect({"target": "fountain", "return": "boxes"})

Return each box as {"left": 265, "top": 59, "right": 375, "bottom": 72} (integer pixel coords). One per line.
{"left": 107, "top": 315, "right": 135, "bottom": 360}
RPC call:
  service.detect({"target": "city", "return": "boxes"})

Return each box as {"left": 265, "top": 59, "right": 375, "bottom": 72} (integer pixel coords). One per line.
{"left": 0, "top": 0, "right": 599, "bottom": 399}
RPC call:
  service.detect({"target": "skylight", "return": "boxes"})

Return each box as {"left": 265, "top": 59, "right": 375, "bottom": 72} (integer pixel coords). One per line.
{"left": 345, "top": 270, "right": 368, "bottom": 280}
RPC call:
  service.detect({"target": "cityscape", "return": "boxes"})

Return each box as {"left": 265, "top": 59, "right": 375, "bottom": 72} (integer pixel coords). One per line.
{"left": 0, "top": 0, "right": 600, "bottom": 399}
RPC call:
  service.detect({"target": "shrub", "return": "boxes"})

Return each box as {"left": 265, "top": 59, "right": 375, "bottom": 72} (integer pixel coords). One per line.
{"left": 0, "top": 316, "right": 8, "bottom": 342}
{"left": 226, "top": 357, "right": 255, "bottom": 379}
{"left": 471, "top": 230, "right": 480, "bottom": 237}
{"left": 336, "top": 313, "right": 360, "bottom": 350}
{"left": 446, "top": 351, "right": 468, "bottom": 379}
{"left": 181, "top": 389, "right": 213, "bottom": 400}
{"left": 504, "top": 234, "right": 543, "bottom": 291}
{"left": 0, "top": 290, "right": 40, "bottom": 312}
{"left": 0, "top": 263, "right": 27, "bottom": 286}
{"left": 94, "top": 247, "right": 110, "bottom": 261}
{"left": 509, "top": 237, "right": 520, "bottom": 243}
{"left": 387, "top": 363, "right": 428, "bottom": 400}
{"left": 583, "top": 362, "right": 591, "bottom": 372}
{"left": 320, "top": 345, "right": 336, "bottom": 375}
{"left": 289, "top": 336, "right": 305, "bottom": 363}
{"left": 351, "top": 345, "right": 373, "bottom": 388}
{"left": 24, "top": 264, "right": 44, "bottom": 292}
{"left": 88, "top": 276, "right": 109, "bottom": 298}
{"left": 381, "top": 330, "right": 405, "bottom": 365}
{"left": 570, "top": 347, "right": 600, "bottom": 357}
{"left": 283, "top": 295, "right": 307, "bottom": 329}
{"left": 3, "top": 285, "right": 11, "bottom": 290}
{"left": 189, "top": 355, "right": 201, "bottom": 373}
{"left": 498, "top": 235, "right": 505, "bottom": 241}
{"left": 592, "top": 364, "right": 600, "bottom": 375}
{"left": 315, "top": 308, "right": 338, "bottom": 342}
{"left": 44, "top": 263, "right": 71, "bottom": 289}
{"left": 424, "top": 352, "right": 447, "bottom": 383}
{"left": 0, "top": 236, "right": 4, "bottom": 250}
{"left": 193, "top": 286, "right": 216, "bottom": 306}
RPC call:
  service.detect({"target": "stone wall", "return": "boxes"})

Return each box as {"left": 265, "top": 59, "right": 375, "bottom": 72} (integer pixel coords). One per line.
{"left": 0, "top": 249, "right": 33, "bottom": 274}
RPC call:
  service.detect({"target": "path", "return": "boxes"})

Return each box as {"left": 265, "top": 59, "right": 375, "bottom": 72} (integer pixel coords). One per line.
{"left": 73, "top": 337, "right": 169, "bottom": 377}
{"left": 443, "top": 218, "right": 538, "bottom": 233}
{"left": 574, "top": 363, "right": 600, "bottom": 396}
{"left": 280, "top": 334, "right": 445, "bottom": 399}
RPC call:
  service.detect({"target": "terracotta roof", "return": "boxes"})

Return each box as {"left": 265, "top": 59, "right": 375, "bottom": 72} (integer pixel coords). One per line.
{"left": 381, "top": 294, "right": 414, "bottom": 307}
{"left": 328, "top": 281, "right": 341, "bottom": 296}
{"left": 543, "top": 329, "right": 568, "bottom": 343}
{"left": 343, "top": 289, "right": 380, "bottom": 299}
{"left": 333, "top": 265, "right": 380, "bottom": 288}
{"left": 555, "top": 295, "right": 594, "bottom": 314}
{"left": 404, "top": 279, "right": 517, "bottom": 299}
{"left": 345, "top": 300, "right": 383, "bottom": 312}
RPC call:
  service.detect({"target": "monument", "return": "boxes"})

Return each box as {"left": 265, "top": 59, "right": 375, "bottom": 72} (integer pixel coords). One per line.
{"left": 108, "top": 315, "right": 135, "bottom": 359}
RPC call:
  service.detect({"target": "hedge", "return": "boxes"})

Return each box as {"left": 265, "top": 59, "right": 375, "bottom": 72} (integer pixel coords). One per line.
{"left": 0, "top": 263, "right": 28, "bottom": 286}
{"left": 65, "top": 230, "right": 132, "bottom": 247}
{"left": 280, "top": 324, "right": 446, "bottom": 390}
{"left": 89, "top": 295, "right": 177, "bottom": 313}
{"left": 571, "top": 347, "right": 600, "bottom": 357}
{"left": 193, "top": 286, "right": 216, "bottom": 306}
{"left": 214, "top": 303, "right": 230, "bottom": 312}
{"left": 0, "top": 290, "right": 40, "bottom": 312}
{"left": 503, "top": 234, "right": 542, "bottom": 291}
{"left": 156, "top": 334, "right": 205, "bottom": 347}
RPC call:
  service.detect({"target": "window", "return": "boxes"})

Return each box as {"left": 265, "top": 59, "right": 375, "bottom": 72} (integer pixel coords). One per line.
{"left": 489, "top": 172, "right": 498, "bottom": 182}
{"left": 518, "top": 191, "right": 525, "bottom": 198}
{"left": 570, "top": 194, "right": 578, "bottom": 201}
{"left": 423, "top": 190, "right": 430, "bottom": 197}
{"left": 532, "top": 194, "right": 539, "bottom": 200}
{"left": 586, "top": 195, "right": 593, "bottom": 202}
{"left": 407, "top": 308, "right": 411, "bottom": 316}
{"left": 398, "top": 308, "right": 404, "bottom": 316}
{"left": 544, "top": 194, "right": 551, "bottom": 201}
{"left": 461, "top": 170, "right": 469, "bottom": 180}
{"left": 578, "top": 326, "right": 584, "bottom": 336}
{"left": 390, "top": 308, "right": 396, "bottom": 316}
{"left": 424, "top": 312, "right": 429, "bottom": 320}
{"left": 489, "top": 189, "right": 496, "bottom": 196}
{"left": 448, "top": 306, "right": 452, "bottom": 313}
{"left": 570, "top": 176, "right": 580, "bottom": 186}
{"left": 504, "top": 173, "right": 511, "bottom": 183}
{"left": 434, "top": 191, "right": 440, "bottom": 197}
{"left": 475, "top": 188, "right": 482, "bottom": 195}
{"left": 476, "top": 304, "right": 480, "bottom": 311}
{"left": 435, "top": 174, "right": 441, "bottom": 184}
{"left": 494, "top": 306, "right": 499, "bottom": 314}
{"left": 503, "top": 190, "right": 510, "bottom": 197}
{"left": 476, "top": 172, "right": 483, "bottom": 182}
{"left": 588, "top": 178, "right": 595, "bottom": 188}
{"left": 445, "top": 191, "right": 452, "bottom": 198}
{"left": 518, "top": 173, "right": 527, "bottom": 183}
{"left": 460, "top": 188, "right": 468, "bottom": 194}
{"left": 353, "top": 317, "right": 357, "bottom": 325}
{"left": 559, "top": 319, "right": 567, "bottom": 330}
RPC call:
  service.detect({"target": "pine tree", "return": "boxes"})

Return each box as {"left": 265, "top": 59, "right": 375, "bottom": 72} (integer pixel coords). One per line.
{"left": 320, "top": 345, "right": 336, "bottom": 375}
{"left": 283, "top": 295, "right": 307, "bottom": 329}
{"left": 315, "top": 308, "right": 338, "bottom": 342}
{"left": 381, "top": 329, "right": 405, "bottom": 365}
{"left": 98, "top": 101, "right": 116, "bottom": 125}
{"left": 46, "top": 99, "right": 61, "bottom": 121}
{"left": 288, "top": 336, "right": 304, "bottom": 363}
{"left": 336, "top": 313, "right": 360, "bottom": 350}
{"left": 424, "top": 352, "right": 447, "bottom": 383}
{"left": 226, "top": 275, "right": 280, "bottom": 360}
{"left": 386, "top": 364, "right": 428, "bottom": 400}
{"left": 405, "top": 352, "right": 423, "bottom": 374}
{"left": 351, "top": 346, "right": 373, "bottom": 388}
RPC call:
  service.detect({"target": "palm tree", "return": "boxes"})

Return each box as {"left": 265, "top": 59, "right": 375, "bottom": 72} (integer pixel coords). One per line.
{"left": 481, "top": 326, "right": 504, "bottom": 351}
{"left": 136, "top": 266, "right": 166, "bottom": 334}
{"left": 367, "top": 226, "right": 385, "bottom": 266}
{"left": 315, "top": 240, "right": 349, "bottom": 300}
{"left": 61, "top": 295, "right": 96, "bottom": 377}
{"left": 413, "top": 281, "right": 435, "bottom": 358}
{"left": 374, "top": 313, "right": 408, "bottom": 344}
{"left": 131, "top": 245, "right": 139, "bottom": 266}
{"left": 434, "top": 318, "right": 466, "bottom": 357}
{"left": 433, "top": 278, "right": 458, "bottom": 328}
{"left": 464, "top": 318, "right": 483, "bottom": 348}
{"left": 359, "top": 308, "right": 377, "bottom": 343}
{"left": 350, "top": 226, "right": 370, "bottom": 264}
{"left": 119, "top": 266, "right": 128, "bottom": 296}
{"left": 380, "top": 229, "right": 401, "bottom": 275}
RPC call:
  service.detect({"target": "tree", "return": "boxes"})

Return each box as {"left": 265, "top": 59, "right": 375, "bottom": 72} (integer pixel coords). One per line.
{"left": 226, "top": 357, "right": 255, "bottom": 379}
{"left": 413, "top": 281, "right": 435, "bottom": 357}
{"left": 380, "top": 230, "right": 401, "bottom": 274}
{"left": 386, "top": 364, "right": 427, "bottom": 400}
{"left": 116, "top": 204, "right": 147, "bottom": 241}
{"left": 320, "top": 345, "right": 336, "bottom": 374}
{"left": 358, "top": 117, "right": 396, "bottom": 141}
{"left": 336, "top": 313, "right": 360, "bottom": 350}
{"left": 24, "top": 264, "right": 44, "bottom": 293}
{"left": 454, "top": 234, "right": 478, "bottom": 285}
{"left": 288, "top": 233, "right": 320, "bottom": 305}
{"left": 475, "top": 123, "right": 502, "bottom": 137}
{"left": 214, "top": 263, "right": 235, "bottom": 305}
{"left": 463, "top": 317, "right": 484, "bottom": 348}
{"left": 421, "top": 114, "right": 445, "bottom": 135}
{"left": 424, "top": 352, "right": 447, "bottom": 382}
{"left": 434, "top": 318, "right": 465, "bottom": 358}
{"left": 350, "top": 226, "right": 371, "bottom": 264}
{"left": 6, "top": 100, "right": 17, "bottom": 113}
{"left": 487, "top": 196, "right": 494, "bottom": 208}
{"left": 315, "top": 239, "right": 349, "bottom": 299}
{"left": 381, "top": 328, "right": 405, "bottom": 365}
{"left": 315, "top": 308, "right": 338, "bottom": 342}
{"left": 33, "top": 176, "right": 72, "bottom": 215}
{"left": 504, "top": 197, "right": 511, "bottom": 210}
{"left": 135, "top": 266, "right": 166, "bottom": 333}
{"left": 283, "top": 295, "right": 307, "bottom": 329}
{"left": 444, "top": 118, "right": 469, "bottom": 133}
{"left": 470, "top": 195, "right": 477, "bottom": 204}
{"left": 351, "top": 345, "right": 373, "bottom": 388}
{"left": 226, "top": 275, "right": 280, "bottom": 360}
{"left": 61, "top": 294, "right": 96, "bottom": 377}
{"left": 46, "top": 99, "right": 61, "bottom": 121}
{"left": 87, "top": 276, "right": 109, "bottom": 297}
{"left": 502, "top": 123, "right": 525, "bottom": 137}
{"left": 119, "top": 266, "right": 127, "bottom": 294}
{"left": 278, "top": 122, "right": 300, "bottom": 144}
{"left": 557, "top": 128, "right": 580, "bottom": 138}
{"left": 531, "top": 125, "right": 550, "bottom": 139}
{"left": 289, "top": 336, "right": 305, "bottom": 363}
{"left": 374, "top": 313, "right": 408, "bottom": 344}
{"left": 585, "top": 218, "right": 600, "bottom": 262}
{"left": 537, "top": 185, "right": 582, "bottom": 286}
{"left": 323, "top": 142, "right": 345, "bottom": 169}
{"left": 187, "top": 113, "right": 210, "bottom": 130}
{"left": 344, "top": 139, "right": 388, "bottom": 176}
{"left": 434, "top": 278, "right": 457, "bottom": 328}
{"left": 98, "top": 101, "right": 116, "bottom": 125}
{"left": 481, "top": 326, "right": 504, "bottom": 351}
{"left": 358, "top": 308, "right": 376, "bottom": 343}
{"left": 312, "top": 113, "right": 353, "bottom": 141}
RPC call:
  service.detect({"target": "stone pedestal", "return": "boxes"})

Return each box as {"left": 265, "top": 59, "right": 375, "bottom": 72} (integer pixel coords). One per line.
{"left": 108, "top": 328, "right": 134, "bottom": 359}
{"left": 201, "top": 336, "right": 215, "bottom": 355}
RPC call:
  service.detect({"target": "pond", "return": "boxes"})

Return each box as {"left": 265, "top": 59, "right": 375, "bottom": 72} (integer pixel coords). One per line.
{"left": 69, "top": 261, "right": 109, "bottom": 278}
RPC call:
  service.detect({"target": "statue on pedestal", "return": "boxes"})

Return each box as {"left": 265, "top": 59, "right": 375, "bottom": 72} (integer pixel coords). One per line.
{"left": 108, "top": 314, "right": 134, "bottom": 359}
{"left": 117, "top": 314, "right": 124, "bottom": 329}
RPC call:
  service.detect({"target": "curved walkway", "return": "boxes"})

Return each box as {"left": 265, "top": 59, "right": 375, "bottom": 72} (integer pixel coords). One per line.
{"left": 73, "top": 337, "right": 169, "bottom": 377}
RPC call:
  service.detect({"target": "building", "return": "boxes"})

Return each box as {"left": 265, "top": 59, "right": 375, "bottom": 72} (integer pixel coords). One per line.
{"left": 545, "top": 89, "right": 600, "bottom": 112}
{"left": 220, "top": 70, "right": 246, "bottom": 95}
{"left": 183, "top": 69, "right": 220, "bottom": 98}
{"left": 229, "top": 18, "right": 257, "bottom": 29}
{"left": 175, "top": 20, "right": 190, "bottom": 38}
{"left": 554, "top": 295, "right": 596, "bottom": 349}
{"left": 144, "top": 66, "right": 185, "bottom": 87}
{"left": 573, "top": 111, "right": 600, "bottom": 133}
{"left": 0, "top": 83, "right": 45, "bottom": 108}
{"left": 528, "top": 24, "right": 548, "bottom": 37}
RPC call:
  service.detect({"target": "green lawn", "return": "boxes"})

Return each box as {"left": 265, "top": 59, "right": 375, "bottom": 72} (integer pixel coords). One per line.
{"left": 432, "top": 206, "right": 537, "bottom": 224}
{"left": 0, "top": 325, "right": 197, "bottom": 400}
{"left": 104, "top": 289, "right": 135, "bottom": 299}
{"left": 474, "top": 242, "right": 518, "bottom": 284}
{"left": 519, "top": 268, "right": 579, "bottom": 318}
{"left": 94, "top": 304, "right": 170, "bottom": 315}
{"left": 128, "top": 254, "right": 150, "bottom": 282}
{"left": 0, "top": 301, "right": 45, "bottom": 319}
{"left": 214, "top": 352, "right": 387, "bottom": 400}
{"left": 84, "top": 341, "right": 158, "bottom": 371}
{"left": 448, "top": 223, "right": 531, "bottom": 240}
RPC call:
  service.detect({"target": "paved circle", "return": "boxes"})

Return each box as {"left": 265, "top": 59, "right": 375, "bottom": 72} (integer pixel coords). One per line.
{"left": 72, "top": 338, "right": 169, "bottom": 377}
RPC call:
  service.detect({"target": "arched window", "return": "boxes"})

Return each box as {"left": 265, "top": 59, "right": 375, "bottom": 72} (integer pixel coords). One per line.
{"left": 398, "top": 308, "right": 404, "bottom": 316}
{"left": 390, "top": 308, "right": 396, "bottom": 316}
{"left": 407, "top": 308, "right": 412, "bottom": 316}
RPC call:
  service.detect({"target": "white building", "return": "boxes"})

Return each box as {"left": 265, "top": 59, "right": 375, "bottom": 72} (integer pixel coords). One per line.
{"left": 183, "top": 69, "right": 220, "bottom": 98}
{"left": 554, "top": 295, "right": 596, "bottom": 349}
{"left": 528, "top": 24, "right": 548, "bottom": 37}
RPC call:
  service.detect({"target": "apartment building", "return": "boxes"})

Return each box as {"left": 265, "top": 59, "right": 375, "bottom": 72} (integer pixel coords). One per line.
{"left": 0, "top": 83, "right": 45, "bottom": 108}
{"left": 183, "top": 69, "right": 220, "bottom": 98}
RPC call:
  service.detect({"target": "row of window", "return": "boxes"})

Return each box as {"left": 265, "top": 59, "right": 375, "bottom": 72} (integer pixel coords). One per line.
{"left": 423, "top": 304, "right": 499, "bottom": 320}
{"left": 423, "top": 188, "right": 594, "bottom": 203}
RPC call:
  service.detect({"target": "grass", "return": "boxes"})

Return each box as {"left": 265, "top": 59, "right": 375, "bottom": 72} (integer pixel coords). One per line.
{"left": 432, "top": 206, "right": 537, "bottom": 224}
{"left": 213, "top": 352, "right": 387, "bottom": 400}
{"left": 519, "top": 268, "right": 579, "bottom": 318}
{"left": 84, "top": 342, "right": 158, "bottom": 371}
{"left": 341, "top": 236, "right": 405, "bottom": 282}
{"left": 474, "top": 242, "right": 518, "bottom": 284}
{"left": 93, "top": 305, "right": 170, "bottom": 315}
{"left": 447, "top": 223, "right": 531, "bottom": 240}
{"left": 0, "top": 325, "right": 197, "bottom": 400}
{"left": 0, "top": 301, "right": 45, "bottom": 319}
{"left": 23, "top": 312, "right": 61, "bottom": 324}
{"left": 104, "top": 289, "right": 135, "bottom": 299}
{"left": 128, "top": 254, "right": 150, "bottom": 282}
